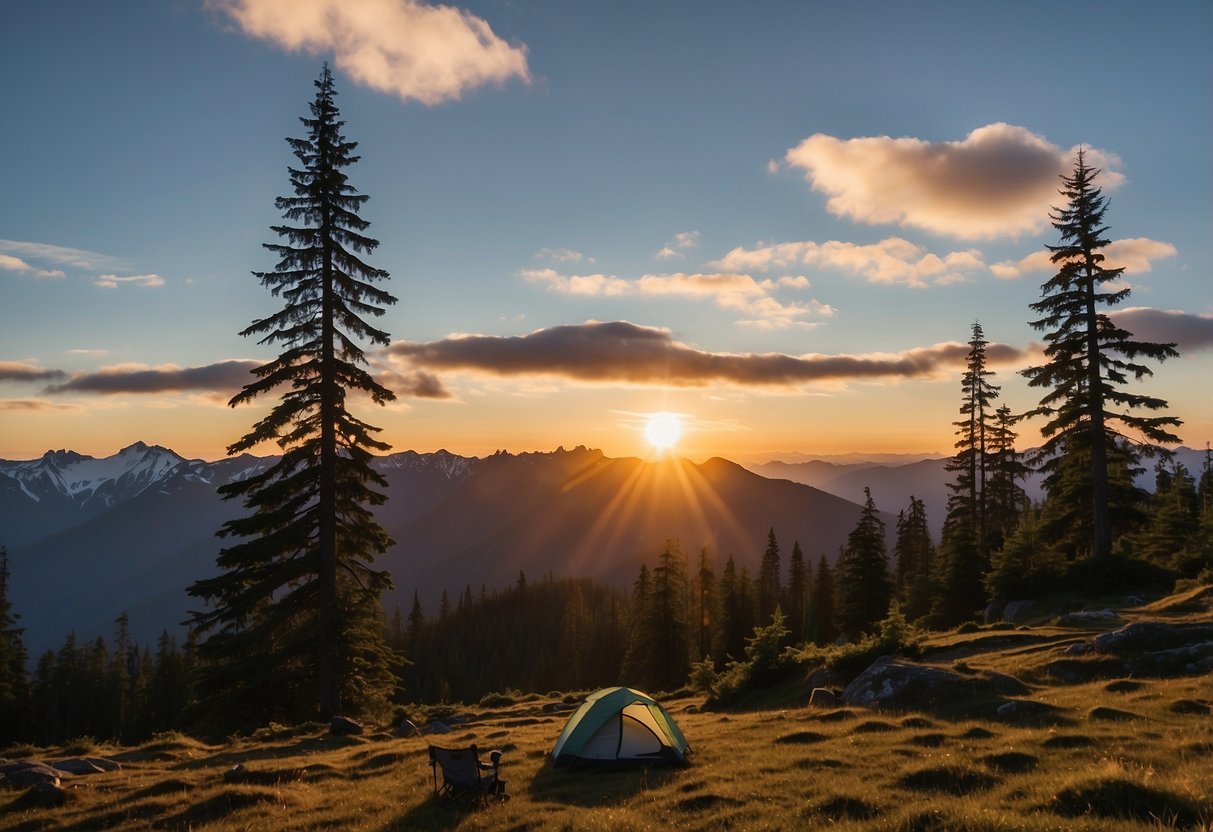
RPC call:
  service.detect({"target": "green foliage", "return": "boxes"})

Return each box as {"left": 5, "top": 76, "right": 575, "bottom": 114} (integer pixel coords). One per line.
{"left": 985, "top": 507, "right": 1065, "bottom": 600}
{"left": 945, "top": 322, "right": 1002, "bottom": 557}
{"left": 894, "top": 497, "right": 935, "bottom": 621}
{"left": 622, "top": 540, "right": 691, "bottom": 692}
{"left": 187, "top": 65, "right": 399, "bottom": 730}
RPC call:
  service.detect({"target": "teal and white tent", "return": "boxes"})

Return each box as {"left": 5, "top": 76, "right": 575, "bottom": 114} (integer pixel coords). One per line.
{"left": 550, "top": 687, "right": 691, "bottom": 768}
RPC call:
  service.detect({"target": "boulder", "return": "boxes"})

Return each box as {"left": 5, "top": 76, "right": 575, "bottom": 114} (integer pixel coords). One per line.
{"left": 11, "top": 781, "right": 71, "bottom": 809}
{"left": 808, "top": 688, "right": 839, "bottom": 708}
{"left": 1002, "top": 600, "right": 1035, "bottom": 623}
{"left": 1056, "top": 609, "right": 1121, "bottom": 627}
{"left": 1126, "top": 641, "right": 1213, "bottom": 677}
{"left": 330, "top": 716, "right": 364, "bottom": 736}
{"left": 50, "top": 758, "right": 105, "bottom": 775}
{"left": 0, "top": 762, "right": 64, "bottom": 789}
{"left": 840, "top": 657, "right": 1024, "bottom": 715}
{"left": 1092, "top": 622, "right": 1191, "bottom": 654}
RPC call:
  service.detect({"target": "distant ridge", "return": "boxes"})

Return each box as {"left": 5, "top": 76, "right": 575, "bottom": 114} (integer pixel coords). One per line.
{"left": 2, "top": 443, "right": 883, "bottom": 657}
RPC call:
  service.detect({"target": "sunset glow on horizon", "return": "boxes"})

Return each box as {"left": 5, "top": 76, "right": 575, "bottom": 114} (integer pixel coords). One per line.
{"left": 2, "top": 2, "right": 1210, "bottom": 465}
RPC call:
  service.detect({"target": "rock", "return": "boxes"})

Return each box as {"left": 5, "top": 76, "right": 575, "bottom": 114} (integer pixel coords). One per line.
{"left": 0, "top": 762, "right": 63, "bottom": 789}
{"left": 50, "top": 758, "right": 105, "bottom": 775}
{"left": 1002, "top": 600, "right": 1035, "bottom": 623}
{"left": 1056, "top": 609, "right": 1121, "bottom": 626}
{"left": 83, "top": 757, "right": 121, "bottom": 772}
{"left": 983, "top": 601, "right": 1005, "bottom": 625}
{"left": 1126, "top": 641, "right": 1213, "bottom": 677}
{"left": 330, "top": 716, "right": 364, "bottom": 736}
{"left": 1059, "top": 641, "right": 1093, "bottom": 656}
{"left": 1093, "top": 622, "right": 1189, "bottom": 654}
{"left": 425, "top": 721, "right": 452, "bottom": 735}
{"left": 808, "top": 688, "right": 839, "bottom": 708}
{"left": 840, "top": 657, "right": 1023, "bottom": 715}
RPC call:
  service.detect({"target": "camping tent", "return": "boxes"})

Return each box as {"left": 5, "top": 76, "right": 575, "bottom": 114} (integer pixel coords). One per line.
{"left": 550, "top": 687, "right": 691, "bottom": 768}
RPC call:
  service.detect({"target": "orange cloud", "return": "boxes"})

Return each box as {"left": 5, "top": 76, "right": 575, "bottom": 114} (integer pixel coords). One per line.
{"left": 714, "top": 237, "right": 984, "bottom": 288}
{"left": 388, "top": 321, "right": 1028, "bottom": 388}
{"left": 991, "top": 237, "right": 1177, "bottom": 279}
{"left": 0, "top": 361, "right": 68, "bottom": 383}
{"left": 784, "top": 123, "right": 1123, "bottom": 239}
{"left": 210, "top": 0, "right": 530, "bottom": 105}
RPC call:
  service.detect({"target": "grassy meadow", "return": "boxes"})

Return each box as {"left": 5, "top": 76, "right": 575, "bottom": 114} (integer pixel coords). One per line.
{"left": 3, "top": 593, "right": 1211, "bottom": 831}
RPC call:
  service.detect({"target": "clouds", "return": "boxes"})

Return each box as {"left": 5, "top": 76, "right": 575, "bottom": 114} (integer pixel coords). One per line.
{"left": 0, "top": 361, "right": 67, "bottom": 383}
{"left": 714, "top": 237, "right": 985, "bottom": 288}
{"left": 1109, "top": 308, "right": 1213, "bottom": 353}
{"left": 210, "top": 0, "right": 530, "bottom": 105}
{"left": 784, "top": 123, "right": 1123, "bottom": 239}
{"left": 522, "top": 268, "right": 833, "bottom": 329}
{"left": 991, "top": 238, "right": 1177, "bottom": 279}
{"left": 94, "top": 274, "right": 165, "bottom": 290}
{"left": 656, "top": 230, "right": 701, "bottom": 260}
{"left": 44, "top": 361, "right": 262, "bottom": 395}
{"left": 388, "top": 320, "right": 1028, "bottom": 389}
{"left": 0, "top": 254, "right": 65, "bottom": 279}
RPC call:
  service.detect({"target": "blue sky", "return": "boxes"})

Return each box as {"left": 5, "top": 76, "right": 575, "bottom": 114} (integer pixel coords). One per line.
{"left": 2, "top": 0, "right": 1210, "bottom": 462}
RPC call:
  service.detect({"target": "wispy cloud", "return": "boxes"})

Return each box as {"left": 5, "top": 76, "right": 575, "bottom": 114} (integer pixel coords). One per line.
{"left": 0, "top": 399, "right": 82, "bottom": 413}
{"left": 784, "top": 123, "right": 1123, "bottom": 239}
{"left": 534, "top": 247, "right": 589, "bottom": 264}
{"left": 713, "top": 237, "right": 984, "bottom": 288}
{"left": 0, "top": 239, "right": 124, "bottom": 272}
{"left": 388, "top": 321, "right": 1028, "bottom": 388}
{"left": 522, "top": 268, "right": 834, "bottom": 329}
{"left": 1109, "top": 308, "right": 1213, "bottom": 353}
{"left": 94, "top": 273, "right": 165, "bottom": 290}
{"left": 990, "top": 238, "right": 1178, "bottom": 279}
{"left": 0, "top": 361, "right": 68, "bottom": 383}
{"left": 45, "top": 360, "right": 261, "bottom": 395}
{"left": 209, "top": 0, "right": 531, "bottom": 105}
{"left": 656, "top": 230, "right": 701, "bottom": 260}
{"left": 0, "top": 253, "right": 66, "bottom": 279}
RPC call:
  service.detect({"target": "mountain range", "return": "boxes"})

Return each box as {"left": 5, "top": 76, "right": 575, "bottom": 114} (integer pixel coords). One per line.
{"left": 1, "top": 443, "right": 876, "bottom": 657}
{"left": 4, "top": 441, "right": 1204, "bottom": 658}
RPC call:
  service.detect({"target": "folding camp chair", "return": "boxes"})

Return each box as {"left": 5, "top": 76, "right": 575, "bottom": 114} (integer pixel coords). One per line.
{"left": 428, "top": 744, "right": 507, "bottom": 806}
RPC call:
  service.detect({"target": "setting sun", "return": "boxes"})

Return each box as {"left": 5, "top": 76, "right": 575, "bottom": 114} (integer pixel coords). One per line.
{"left": 644, "top": 411, "right": 683, "bottom": 451}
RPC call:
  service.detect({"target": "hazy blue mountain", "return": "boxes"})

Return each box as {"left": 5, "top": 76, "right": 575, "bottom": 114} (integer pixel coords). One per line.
{"left": 2, "top": 444, "right": 882, "bottom": 657}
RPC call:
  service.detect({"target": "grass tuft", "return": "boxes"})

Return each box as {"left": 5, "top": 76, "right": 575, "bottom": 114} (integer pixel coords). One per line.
{"left": 896, "top": 764, "right": 997, "bottom": 795}
{"left": 980, "top": 751, "right": 1038, "bottom": 772}
{"left": 1087, "top": 705, "right": 1141, "bottom": 721}
{"left": 773, "top": 730, "right": 828, "bottom": 745}
{"left": 1049, "top": 777, "right": 1206, "bottom": 828}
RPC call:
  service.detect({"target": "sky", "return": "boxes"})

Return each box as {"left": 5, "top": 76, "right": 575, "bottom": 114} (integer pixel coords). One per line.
{"left": 2, "top": 0, "right": 1211, "bottom": 464}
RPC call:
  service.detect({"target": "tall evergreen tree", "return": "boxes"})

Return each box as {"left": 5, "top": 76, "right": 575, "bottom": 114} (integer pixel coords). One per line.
{"left": 187, "top": 65, "right": 399, "bottom": 727}
{"left": 985, "top": 404, "right": 1030, "bottom": 552}
{"left": 808, "top": 554, "right": 837, "bottom": 646}
{"left": 693, "top": 548, "right": 717, "bottom": 663}
{"left": 944, "top": 322, "right": 1001, "bottom": 554}
{"left": 1022, "top": 149, "right": 1181, "bottom": 561}
{"left": 786, "top": 541, "right": 808, "bottom": 644}
{"left": 835, "top": 488, "right": 893, "bottom": 638}
{"left": 757, "top": 528, "right": 781, "bottom": 623}
{"left": 0, "top": 546, "right": 32, "bottom": 744}
{"left": 893, "top": 497, "right": 935, "bottom": 621}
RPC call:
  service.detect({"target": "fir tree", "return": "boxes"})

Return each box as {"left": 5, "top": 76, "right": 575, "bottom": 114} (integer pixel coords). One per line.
{"left": 0, "top": 546, "right": 32, "bottom": 745}
{"left": 786, "top": 541, "right": 808, "bottom": 644}
{"left": 693, "top": 547, "right": 717, "bottom": 663}
{"left": 187, "top": 65, "right": 398, "bottom": 727}
{"left": 808, "top": 554, "right": 837, "bottom": 646}
{"left": 944, "top": 322, "right": 1001, "bottom": 554}
{"left": 757, "top": 527, "right": 781, "bottom": 623}
{"left": 1022, "top": 149, "right": 1181, "bottom": 560}
{"left": 835, "top": 488, "right": 892, "bottom": 638}
{"left": 893, "top": 497, "right": 935, "bottom": 621}
{"left": 985, "top": 404, "right": 1030, "bottom": 552}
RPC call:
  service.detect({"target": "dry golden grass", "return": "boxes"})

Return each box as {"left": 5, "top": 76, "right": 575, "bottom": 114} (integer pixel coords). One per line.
{"left": 4, "top": 600, "right": 1211, "bottom": 831}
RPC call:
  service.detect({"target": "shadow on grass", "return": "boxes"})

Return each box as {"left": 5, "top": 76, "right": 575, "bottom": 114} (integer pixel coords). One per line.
{"left": 527, "top": 764, "right": 680, "bottom": 807}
